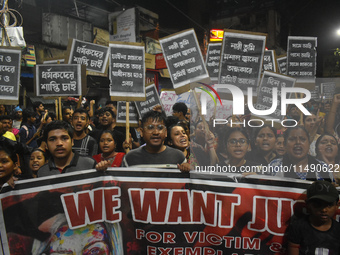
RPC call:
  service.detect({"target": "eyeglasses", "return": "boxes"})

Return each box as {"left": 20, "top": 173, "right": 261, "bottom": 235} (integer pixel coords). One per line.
{"left": 144, "top": 124, "right": 166, "bottom": 133}
{"left": 227, "top": 138, "right": 248, "bottom": 146}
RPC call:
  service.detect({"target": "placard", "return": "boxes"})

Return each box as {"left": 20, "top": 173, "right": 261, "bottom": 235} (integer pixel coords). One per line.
{"left": 218, "top": 29, "right": 266, "bottom": 92}
{"left": 109, "top": 42, "right": 146, "bottom": 101}
{"left": 310, "top": 85, "right": 320, "bottom": 100}
{"left": 160, "top": 90, "right": 191, "bottom": 116}
{"left": 0, "top": 48, "right": 21, "bottom": 103}
{"left": 287, "top": 36, "right": 317, "bottom": 83}
{"left": 35, "top": 64, "right": 85, "bottom": 97}
{"left": 263, "top": 50, "right": 277, "bottom": 73}
{"left": 255, "top": 71, "right": 296, "bottom": 120}
{"left": 205, "top": 43, "right": 222, "bottom": 81}
{"left": 277, "top": 55, "right": 287, "bottom": 75}
{"left": 66, "top": 39, "right": 109, "bottom": 73}
{"left": 116, "top": 101, "right": 139, "bottom": 126}
{"left": 321, "top": 82, "right": 336, "bottom": 99}
{"left": 159, "top": 29, "right": 209, "bottom": 94}
{"left": 135, "top": 83, "right": 162, "bottom": 118}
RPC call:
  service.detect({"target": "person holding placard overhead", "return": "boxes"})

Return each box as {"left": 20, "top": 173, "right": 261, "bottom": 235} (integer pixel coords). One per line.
{"left": 122, "top": 110, "right": 187, "bottom": 171}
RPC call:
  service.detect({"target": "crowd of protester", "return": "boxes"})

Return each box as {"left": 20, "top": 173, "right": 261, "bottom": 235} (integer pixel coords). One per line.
{"left": 0, "top": 94, "right": 340, "bottom": 184}
{"left": 1, "top": 95, "right": 340, "bottom": 254}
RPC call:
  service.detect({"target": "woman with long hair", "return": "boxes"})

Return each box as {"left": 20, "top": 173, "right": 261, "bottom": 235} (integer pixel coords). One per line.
{"left": 269, "top": 126, "right": 334, "bottom": 182}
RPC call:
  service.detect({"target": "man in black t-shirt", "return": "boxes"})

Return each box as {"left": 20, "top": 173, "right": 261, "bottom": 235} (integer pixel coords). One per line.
{"left": 288, "top": 180, "right": 340, "bottom": 254}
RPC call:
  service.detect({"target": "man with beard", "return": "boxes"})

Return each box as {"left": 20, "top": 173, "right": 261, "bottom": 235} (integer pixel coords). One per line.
{"left": 122, "top": 110, "right": 186, "bottom": 168}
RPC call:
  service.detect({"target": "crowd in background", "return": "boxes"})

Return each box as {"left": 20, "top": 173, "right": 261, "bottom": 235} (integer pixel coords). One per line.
{"left": 0, "top": 94, "right": 340, "bottom": 185}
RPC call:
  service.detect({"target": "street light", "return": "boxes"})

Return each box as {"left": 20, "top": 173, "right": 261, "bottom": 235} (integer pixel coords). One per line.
{"left": 337, "top": 29, "right": 340, "bottom": 36}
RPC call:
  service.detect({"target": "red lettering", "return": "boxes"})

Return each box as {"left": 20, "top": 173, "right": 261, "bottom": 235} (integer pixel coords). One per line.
{"left": 62, "top": 189, "right": 103, "bottom": 228}
{"left": 243, "top": 237, "right": 260, "bottom": 250}
{"left": 129, "top": 189, "right": 169, "bottom": 223}
{"left": 185, "top": 247, "right": 202, "bottom": 255}
{"left": 192, "top": 191, "right": 216, "bottom": 225}
{"left": 168, "top": 191, "right": 191, "bottom": 222}
{"left": 146, "top": 232, "right": 162, "bottom": 243}
{"left": 267, "top": 199, "right": 294, "bottom": 235}
{"left": 223, "top": 236, "right": 234, "bottom": 248}
{"left": 159, "top": 247, "right": 172, "bottom": 255}
{"left": 104, "top": 188, "right": 120, "bottom": 222}
{"left": 147, "top": 246, "right": 157, "bottom": 255}
{"left": 199, "top": 231, "right": 205, "bottom": 243}
{"left": 206, "top": 234, "right": 222, "bottom": 245}
{"left": 174, "top": 248, "right": 184, "bottom": 255}
{"left": 163, "top": 232, "right": 176, "bottom": 243}
{"left": 203, "top": 247, "right": 215, "bottom": 255}
{"left": 136, "top": 229, "right": 145, "bottom": 239}
{"left": 249, "top": 197, "right": 266, "bottom": 231}
{"left": 183, "top": 232, "right": 198, "bottom": 243}
{"left": 235, "top": 237, "right": 241, "bottom": 249}
{"left": 216, "top": 194, "right": 240, "bottom": 227}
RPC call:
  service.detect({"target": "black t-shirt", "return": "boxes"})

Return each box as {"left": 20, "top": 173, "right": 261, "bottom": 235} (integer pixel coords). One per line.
{"left": 288, "top": 216, "right": 340, "bottom": 255}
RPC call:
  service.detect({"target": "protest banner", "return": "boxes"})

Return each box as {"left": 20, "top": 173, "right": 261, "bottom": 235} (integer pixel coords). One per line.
{"left": 287, "top": 36, "right": 317, "bottom": 83}
{"left": 255, "top": 71, "right": 296, "bottom": 121}
{"left": 205, "top": 43, "right": 222, "bottom": 81}
{"left": 159, "top": 29, "right": 210, "bottom": 94}
{"left": 0, "top": 168, "right": 326, "bottom": 255}
{"left": 0, "top": 47, "right": 21, "bottom": 104}
{"left": 160, "top": 90, "right": 191, "bottom": 116}
{"left": 277, "top": 55, "right": 287, "bottom": 75}
{"left": 218, "top": 29, "right": 266, "bottom": 93}
{"left": 135, "top": 83, "right": 162, "bottom": 118}
{"left": 66, "top": 38, "right": 109, "bottom": 73}
{"left": 34, "top": 64, "right": 86, "bottom": 97}
{"left": 116, "top": 101, "right": 139, "bottom": 127}
{"left": 109, "top": 41, "right": 146, "bottom": 101}
{"left": 262, "top": 50, "right": 277, "bottom": 73}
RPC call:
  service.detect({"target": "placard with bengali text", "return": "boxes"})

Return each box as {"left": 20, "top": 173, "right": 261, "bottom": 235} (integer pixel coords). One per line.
{"left": 160, "top": 29, "right": 209, "bottom": 93}
{"left": 109, "top": 42, "right": 146, "bottom": 101}
{"left": 35, "top": 64, "right": 85, "bottom": 97}
{"left": 0, "top": 48, "right": 21, "bottom": 102}
{"left": 135, "top": 83, "right": 162, "bottom": 119}
{"left": 205, "top": 43, "right": 222, "bottom": 81}
{"left": 67, "top": 39, "right": 109, "bottom": 73}
{"left": 287, "top": 36, "right": 317, "bottom": 83}
{"left": 218, "top": 30, "right": 266, "bottom": 93}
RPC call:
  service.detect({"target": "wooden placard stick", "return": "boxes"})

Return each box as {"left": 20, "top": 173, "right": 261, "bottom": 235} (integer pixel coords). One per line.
{"left": 59, "top": 97, "right": 63, "bottom": 121}
{"left": 55, "top": 99, "right": 58, "bottom": 120}
{"left": 192, "top": 90, "right": 209, "bottom": 131}
{"left": 126, "top": 101, "right": 130, "bottom": 153}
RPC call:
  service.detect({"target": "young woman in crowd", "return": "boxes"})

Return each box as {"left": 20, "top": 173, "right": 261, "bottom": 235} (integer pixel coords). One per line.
{"left": 167, "top": 124, "right": 190, "bottom": 161}
{"left": 246, "top": 125, "right": 277, "bottom": 165}
{"left": 315, "top": 133, "right": 340, "bottom": 183}
{"left": 0, "top": 145, "right": 20, "bottom": 188}
{"left": 93, "top": 130, "right": 125, "bottom": 167}
{"left": 29, "top": 148, "right": 47, "bottom": 178}
{"left": 190, "top": 119, "right": 218, "bottom": 168}
{"left": 166, "top": 124, "right": 191, "bottom": 172}
{"left": 269, "top": 126, "right": 334, "bottom": 182}
{"left": 219, "top": 127, "right": 260, "bottom": 173}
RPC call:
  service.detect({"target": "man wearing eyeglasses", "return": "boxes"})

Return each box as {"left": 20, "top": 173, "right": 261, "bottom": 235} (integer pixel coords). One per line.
{"left": 121, "top": 110, "right": 186, "bottom": 169}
